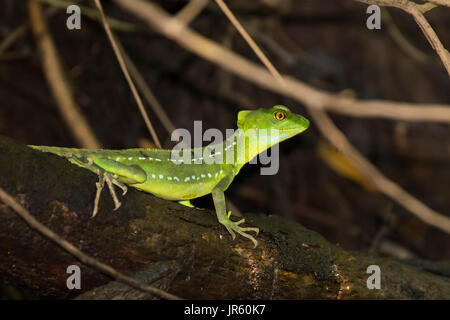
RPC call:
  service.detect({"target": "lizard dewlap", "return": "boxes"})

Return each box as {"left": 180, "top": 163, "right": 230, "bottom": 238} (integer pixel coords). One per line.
{"left": 30, "top": 105, "right": 309, "bottom": 247}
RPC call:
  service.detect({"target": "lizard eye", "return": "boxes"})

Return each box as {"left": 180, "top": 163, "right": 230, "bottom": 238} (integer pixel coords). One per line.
{"left": 274, "top": 111, "right": 286, "bottom": 121}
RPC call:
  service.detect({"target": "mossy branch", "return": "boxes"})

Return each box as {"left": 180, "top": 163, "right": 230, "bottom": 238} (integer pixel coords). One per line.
{"left": 0, "top": 136, "right": 449, "bottom": 299}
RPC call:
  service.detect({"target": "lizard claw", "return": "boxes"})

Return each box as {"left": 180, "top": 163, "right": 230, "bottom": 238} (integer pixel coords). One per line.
{"left": 219, "top": 216, "right": 259, "bottom": 247}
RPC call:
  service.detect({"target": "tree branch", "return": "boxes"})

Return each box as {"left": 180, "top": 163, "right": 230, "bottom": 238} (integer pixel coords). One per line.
{"left": 112, "top": 0, "right": 450, "bottom": 235}
{"left": 1, "top": 136, "right": 450, "bottom": 299}
{"left": 355, "top": 0, "right": 450, "bottom": 75}
{"left": 114, "top": 0, "right": 450, "bottom": 124}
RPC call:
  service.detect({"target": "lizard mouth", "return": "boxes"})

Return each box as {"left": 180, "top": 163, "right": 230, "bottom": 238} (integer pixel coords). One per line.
{"left": 278, "top": 126, "right": 307, "bottom": 133}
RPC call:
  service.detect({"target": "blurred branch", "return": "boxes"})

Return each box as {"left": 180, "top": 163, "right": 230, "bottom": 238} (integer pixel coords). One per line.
{"left": 114, "top": 0, "right": 450, "bottom": 123}
{"left": 308, "top": 107, "right": 450, "bottom": 234}
{"left": 382, "top": 8, "right": 433, "bottom": 65}
{"left": 113, "top": 0, "right": 450, "bottom": 235}
{"left": 355, "top": 0, "right": 450, "bottom": 75}
{"left": 217, "top": 0, "right": 450, "bottom": 234}
{"left": 0, "top": 187, "right": 181, "bottom": 300}
{"left": 0, "top": 0, "right": 138, "bottom": 56}
{"left": 215, "top": 0, "right": 450, "bottom": 235}
{"left": 0, "top": 24, "right": 28, "bottom": 53}
{"left": 92, "top": 0, "right": 161, "bottom": 148}
{"left": 39, "top": 0, "right": 140, "bottom": 32}
{"left": 115, "top": 38, "right": 176, "bottom": 134}
{"left": 175, "top": 0, "right": 210, "bottom": 25}
{"left": 0, "top": 7, "right": 60, "bottom": 53}
{"left": 378, "top": 240, "right": 417, "bottom": 259}
{"left": 28, "top": 0, "right": 101, "bottom": 148}
{"left": 214, "top": 0, "right": 285, "bottom": 86}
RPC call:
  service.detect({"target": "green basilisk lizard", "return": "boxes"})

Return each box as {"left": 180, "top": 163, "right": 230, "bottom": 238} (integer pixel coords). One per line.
{"left": 31, "top": 105, "right": 309, "bottom": 247}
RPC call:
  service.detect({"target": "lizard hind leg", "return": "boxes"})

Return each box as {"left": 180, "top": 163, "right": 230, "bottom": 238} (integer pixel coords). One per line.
{"left": 87, "top": 154, "right": 148, "bottom": 216}
{"left": 111, "top": 174, "right": 128, "bottom": 196}
{"left": 92, "top": 170, "right": 123, "bottom": 217}
{"left": 92, "top": 171, "right": 105, "bottom": 217}
{"left": 103, "top": 172, "right": 122, "bottom": 211}
{"left": 68, "top": 154, "right": 127, "bottom": 217}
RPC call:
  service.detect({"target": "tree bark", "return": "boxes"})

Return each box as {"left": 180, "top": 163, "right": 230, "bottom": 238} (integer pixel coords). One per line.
{"left": 0, "top": 135, "right": 449, "bottom": 299}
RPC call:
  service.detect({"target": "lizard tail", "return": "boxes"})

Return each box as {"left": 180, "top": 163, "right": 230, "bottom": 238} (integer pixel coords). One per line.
{"left": 28, "top": 145, "right": 87, "bottom": 158}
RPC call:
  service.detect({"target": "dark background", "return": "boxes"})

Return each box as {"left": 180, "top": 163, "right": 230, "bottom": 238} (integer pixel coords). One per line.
{"left": 1, "top": 0, "right": 449, "bottom": 262}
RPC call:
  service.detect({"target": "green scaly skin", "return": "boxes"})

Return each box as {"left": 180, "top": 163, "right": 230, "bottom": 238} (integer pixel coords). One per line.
{"left": 30, "top": 105, "right": 309, "bottom": 247}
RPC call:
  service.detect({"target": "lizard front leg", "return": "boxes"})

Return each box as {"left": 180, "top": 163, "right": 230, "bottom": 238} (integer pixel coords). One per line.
{"left": 211, "top": 187, "right": 259, "bottom": 247}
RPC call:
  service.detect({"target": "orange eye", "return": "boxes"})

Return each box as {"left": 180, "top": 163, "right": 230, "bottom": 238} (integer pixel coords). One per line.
{"left": 275, "top": 111, "right": 286, "bottom": 121}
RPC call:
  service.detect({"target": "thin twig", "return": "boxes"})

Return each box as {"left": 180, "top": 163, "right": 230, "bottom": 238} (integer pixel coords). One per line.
{"left": 216, "top": 0, "right": 450, "bottom": 233}
{"left": 0, "top": 24, "right": 28, "bottom": 54}
{"left": 92, "top": 0, "right": 162, "bottom": 148}
{"left": 0, "top": 7, "right": 60, "bottom": 53}
{"left": 382, "top": 8, "right": 433, "bottom": 65}
{"left": 28, "top": 0, "right": 101, "bottom": 149}
{"left": 214, "top": 0, "right": 285, "bottom": 88}
{"left": 406, "top": 3, "right": 450, "bottom": 75}
{"left": 355, "top": 0, "right": 450, "bottom": 75}
{"left": 115, "top": 38, "right": 176, "bottom": 134}
{"left": 0, "top": 188, "right": 181, "bottom": 300}
{"left": 114, "top": 0, "right": 450, "bottom": 235}
{"left": 214, "top": 0, "right": 450, "bottom": 234}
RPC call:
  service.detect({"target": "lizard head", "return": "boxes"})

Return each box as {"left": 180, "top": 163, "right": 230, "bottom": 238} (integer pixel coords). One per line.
{"left": 237, "top": 105, "right": 309, "bottom": 145}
